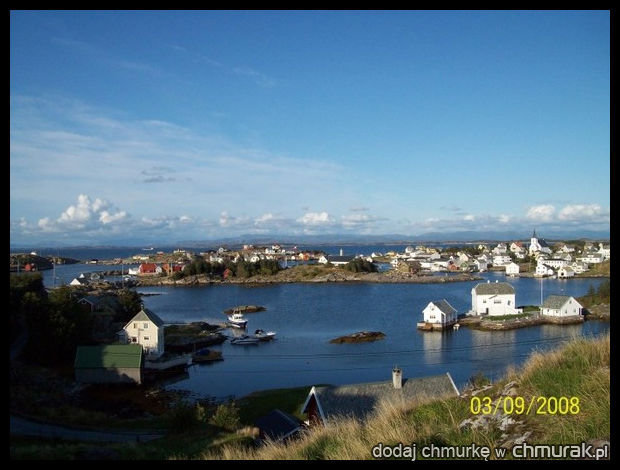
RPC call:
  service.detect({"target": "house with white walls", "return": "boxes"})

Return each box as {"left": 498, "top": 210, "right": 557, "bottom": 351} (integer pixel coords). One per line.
{"left": 470, "top": 281, "right": 521, "bottom": 316}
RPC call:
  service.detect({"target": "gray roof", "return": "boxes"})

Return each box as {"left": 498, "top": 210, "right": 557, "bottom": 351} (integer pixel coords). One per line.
{"left": 303, "top": 373, "right": 458, "bottom": 423}
{"left": 541, "top": 295, "right": 579, "bottom": 310}
{"left": 429, "top": 300, "right": 457, "bottom": 316}
{"left": 255, "top": 409, "right": 301, "bottom": 441}
{"left": 126, "top": 307, "right": 165, "bottom": 328}
{"left": 473, "top": 282, "right": 515, "bottom": 296}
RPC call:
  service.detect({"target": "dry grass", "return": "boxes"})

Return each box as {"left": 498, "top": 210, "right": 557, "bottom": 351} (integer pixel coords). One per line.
{"left": 198, "top": 333, "right": 609, "bottom": 460}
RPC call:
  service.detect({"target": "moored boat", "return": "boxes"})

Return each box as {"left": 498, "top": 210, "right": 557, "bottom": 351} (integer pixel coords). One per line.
{"left": 253, "top": 329, "right": 276, "bottom": 341}
{"left": 230, "top": 335, "right": 260, "bottom": 345}
{"left": 226, "top": 312, "right": 248, "bottom": 329}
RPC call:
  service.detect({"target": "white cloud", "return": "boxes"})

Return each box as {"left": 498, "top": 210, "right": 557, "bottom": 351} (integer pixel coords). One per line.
{"left": 557, "top": 204, "right": 603, "bottom": 221}
{"left": 526, "top": 204, "right": 556, "bottom": 222}
{"left": 297, "top": 211, "right": 333, "bottom": 226}
{"left": 38, "top": 194, "right": 128, "bottom": 232}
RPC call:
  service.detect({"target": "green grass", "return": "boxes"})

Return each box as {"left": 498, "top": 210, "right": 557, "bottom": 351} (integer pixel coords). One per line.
{"left": 236, "top": 385, "right": 317, "bottom": 425}
{"left": 484, "top": 312, "right": 533, "bottom": 321}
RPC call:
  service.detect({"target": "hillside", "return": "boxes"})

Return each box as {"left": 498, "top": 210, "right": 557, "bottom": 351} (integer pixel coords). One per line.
{"left": 202, "top": 334, "right": 610, "bottom": 460}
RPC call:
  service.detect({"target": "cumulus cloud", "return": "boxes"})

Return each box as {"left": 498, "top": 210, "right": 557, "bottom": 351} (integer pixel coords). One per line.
{"left": 526, "top": 204, "right": 556, "bottom": 222}
{"left": 297, "top": 211, "right": 333, "bottom": 226}
{"left": 557, "top": 204, "right": 603, "bottom": 221}
{"left": 38, "top": 194, "right": 128, "bottom": 232}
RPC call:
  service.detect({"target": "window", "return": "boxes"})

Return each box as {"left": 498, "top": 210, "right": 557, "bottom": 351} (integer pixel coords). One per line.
{"left": 144, "top": 336, "right": 149, "bottom": 341}
{"left": 133, "top": 323, "right": 137, "bottom": 329}
{"left": 507, "top": 300, "right": 511, "bottom": 305}
{"left": 494, "top": 300, "right": 501, "bottom": 304}
{"left": 144, "top": 323, "right": 148, "bottom": 329}
{"left": 131, "top": 337, "right": 137, "bottom": 343}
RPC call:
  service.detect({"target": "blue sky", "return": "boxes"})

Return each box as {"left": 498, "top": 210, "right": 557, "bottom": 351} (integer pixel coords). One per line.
{"left": 10, "top": 10, "right": 610, "bottom": 244}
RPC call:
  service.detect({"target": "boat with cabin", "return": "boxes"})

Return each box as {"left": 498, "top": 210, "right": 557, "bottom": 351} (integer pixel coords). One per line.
{"left": 226, "top": 312, "right": 248, "bottom": 329}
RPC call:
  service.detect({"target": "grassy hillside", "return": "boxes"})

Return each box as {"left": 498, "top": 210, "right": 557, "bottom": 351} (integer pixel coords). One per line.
{"left": 201, "top": 334, "right": 610, "bottom": 460}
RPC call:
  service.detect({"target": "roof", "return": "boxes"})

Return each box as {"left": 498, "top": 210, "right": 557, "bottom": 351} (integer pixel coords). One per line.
{"left": 302, "top": 373, "right": 459, "bottom": 423}
{"left": 473, "top": 282, "right": 515, "bottom": 296}
{"left": 327, "top": 255, "right": 356, "bottom": 262}
{"left": 74, "top": 344, "right": 142, "bottom": 369}
{"left": 428, "top": 300, "right": 456, "bottom": 316}
{"left": 255, "top": 409, "right": 302, "bottom": 441}
{"left": 125, "top": 307, "right": 166, "bottom": 328}
{"left": 541, "top": 295, "right": 580, "bottom": 310}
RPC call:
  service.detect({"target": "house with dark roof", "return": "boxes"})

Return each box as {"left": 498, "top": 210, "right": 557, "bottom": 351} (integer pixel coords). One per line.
{"left": 419, "top": 300, "right": 457, "bottom": 330}
{"left": 122, "top": 305, "right": 166, "bottom": 358}
{"left": 74, "top": 344, "right": 142, "bottom": 384}
{"left": 300, "top": 369, "right": 459, "bottom": 427}
{"left": 541, "top": 295, "right": 583, "bottom": 318}
{"left": 470, "top": 281, "right": 521, "bottom": 316}
{"left": 255, "top": 409, "right": 303, "bottom": 442}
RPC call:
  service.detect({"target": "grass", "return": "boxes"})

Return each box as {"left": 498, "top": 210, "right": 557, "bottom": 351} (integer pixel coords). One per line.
{"left": 483, "top": 312, "right": 534, "bottom": 321}
{"left": 236, "top": 385, "right": 317, "bottom": 425}
{"left": 202, "top": 333, "right": 609, "bottom": 460}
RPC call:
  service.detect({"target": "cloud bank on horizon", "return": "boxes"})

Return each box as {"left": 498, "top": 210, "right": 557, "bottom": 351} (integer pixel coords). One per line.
{"left": 10, "top": 11, "right": 609, "bottom": 245}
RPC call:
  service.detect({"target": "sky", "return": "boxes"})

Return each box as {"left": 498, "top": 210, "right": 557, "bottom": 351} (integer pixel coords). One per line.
{"left": 10, "top": 10, "right": 610, "bottom": 245}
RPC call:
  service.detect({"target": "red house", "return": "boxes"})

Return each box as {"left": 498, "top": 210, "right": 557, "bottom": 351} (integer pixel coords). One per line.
{"left": 139, "top": 263, "right": 158, "bottom": 274}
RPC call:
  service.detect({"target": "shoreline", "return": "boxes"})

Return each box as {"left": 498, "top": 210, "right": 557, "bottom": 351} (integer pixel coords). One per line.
{"left": 133, "top": 272, "right": 483, "bottom": 287}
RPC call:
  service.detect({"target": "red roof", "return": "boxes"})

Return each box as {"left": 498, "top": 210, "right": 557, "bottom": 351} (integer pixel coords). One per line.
{"left": 139, "top": 263, "right": 157, "bottom": 273}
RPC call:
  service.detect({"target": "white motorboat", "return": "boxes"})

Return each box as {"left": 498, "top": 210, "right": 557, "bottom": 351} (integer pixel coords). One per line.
{"left": 226, "top": 312, "right": 248, "bottom": 329}
{"left": 230, "top": 335, "right": 260, "bottom": 345}
{"left": 253, "top": 329, "right": 276, "bottom": 341}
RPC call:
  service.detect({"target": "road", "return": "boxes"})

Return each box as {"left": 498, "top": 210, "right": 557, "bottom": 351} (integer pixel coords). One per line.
{"left": 10, "top": 415, "right": 165, "bottom": 443}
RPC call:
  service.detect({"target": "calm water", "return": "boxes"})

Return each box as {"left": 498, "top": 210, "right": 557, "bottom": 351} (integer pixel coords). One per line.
{"left": 38, "top": 263, "right": 608, "bottom": 400}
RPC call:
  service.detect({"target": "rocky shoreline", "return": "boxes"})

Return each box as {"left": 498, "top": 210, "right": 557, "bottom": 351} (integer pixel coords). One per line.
{"left": 458, "top": 313, "right": 591, "bottom": 331}
{"left": 135, "top": 270, "right": 482, "bottom": 287}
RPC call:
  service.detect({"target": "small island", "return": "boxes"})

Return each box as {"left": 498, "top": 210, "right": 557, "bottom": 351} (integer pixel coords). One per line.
{"left": 329, "top": 331, "right": 386, "bottom": 344}
{"left": 223, "top": 305, "right": 266, "bottom": 314}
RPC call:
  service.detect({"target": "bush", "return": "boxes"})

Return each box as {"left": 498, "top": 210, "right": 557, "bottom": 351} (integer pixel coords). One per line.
{"left": 208, "top": 401, "right": 241, "bottom": 431}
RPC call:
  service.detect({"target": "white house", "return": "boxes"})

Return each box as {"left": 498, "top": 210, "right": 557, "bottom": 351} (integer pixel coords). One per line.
{"left": 474, "top": 259, "right": 488, "bottom": 272}
{"left": 505, "top": 262, "right": 520, "bottom": 276}
{"left": 470, "top": 281, "right": 520, "bottom": 316}
{"left": 541, "top": 258, "right": 569, "bottom": 269}
{"left": 571, "top": 261, "right": 589, "bottom": 274}
{"left": 69, "top": 277, "right": 89, "bottom": 286}
{"left": 578, "top": 253, "right": 604, "bottom": 264}
{"left": 535, "top": 263, "right": 555, "bottom": 277}
{"left": 557, "top": 266, "right": 575, "bottom": 278}
{"left": 122, "top": 306, "right": 166, "bottom": 359}
{"left": 492, "top": 243, "right": 508, "bottom": 255}
{"left": 493, "top": 254, "right": 512, "bottom": 266}
{"left": 422, "top": 299, "right": 457, "bottom": 327}
{"left": 598, "top": 243, "right": 610, "bottom": 260}
{"left": 540, "top": 295, "right": 583, "bottom": 318}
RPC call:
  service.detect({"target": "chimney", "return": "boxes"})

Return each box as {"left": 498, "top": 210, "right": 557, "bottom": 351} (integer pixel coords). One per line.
{"left": 392, "top": 366, "right": 402, "bottom": 389}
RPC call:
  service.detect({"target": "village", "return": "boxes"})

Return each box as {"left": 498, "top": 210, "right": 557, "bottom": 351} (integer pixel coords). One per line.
{"left": 30, "top": 231, "right": 605, "bottom": 289}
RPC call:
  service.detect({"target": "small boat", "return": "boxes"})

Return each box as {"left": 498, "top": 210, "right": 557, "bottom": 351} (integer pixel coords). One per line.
{"left": 253, "top": 329, "right": 276, "bottom": 341}
{"left": 192, "top": 348, "right": 223, "bottom": 363}
{"left": 230, "top": 335, "right": 260, "bottom": 345}
{"left": 453, "top": 323, "right": 460, "bottom": 331}
{"left": 226, "top": 312, "right": 248, "bottom": 329}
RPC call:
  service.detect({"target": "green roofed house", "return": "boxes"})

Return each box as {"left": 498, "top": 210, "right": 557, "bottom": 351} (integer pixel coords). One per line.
{"left": 75, "top": 344, "right": 143, "bottom": 384}
{"left": 301, "top": 368, "right": 459, "bottom": 427}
